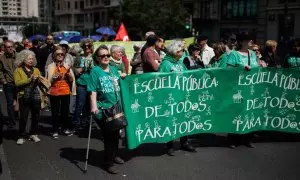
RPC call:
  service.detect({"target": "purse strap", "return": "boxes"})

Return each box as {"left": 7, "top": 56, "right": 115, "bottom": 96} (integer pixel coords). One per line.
{"left": 248, "top": 50, "right": 250, "bottom": 66}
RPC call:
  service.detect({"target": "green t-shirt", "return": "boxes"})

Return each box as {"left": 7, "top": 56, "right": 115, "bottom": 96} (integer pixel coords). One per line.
{"left": 207, "top": 53, "right": 228, "bottom": 68}
{"left": 76, "top": 56, "right": 94, "bottom": 86}
{"left": 109, "top": 59, "right": 126, "bottom": 74}
{"left": 285, "top": 55, "right": 300, "bottom": 68}
{"left": 159, "top": 55, "right": 187, "bottom": 72}
{"left": 88, "top": 65, "right": 121, "bottom": 120}
{"left": 227, "top": 50, "right": 259, "bottom": 68}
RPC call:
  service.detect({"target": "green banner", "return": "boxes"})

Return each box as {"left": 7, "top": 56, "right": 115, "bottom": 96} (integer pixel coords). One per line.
{"left": 120, "top": 68, "right": 300, "bottom": 149}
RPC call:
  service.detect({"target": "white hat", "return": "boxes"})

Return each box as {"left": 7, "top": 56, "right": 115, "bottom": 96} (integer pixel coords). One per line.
{"left": 59, "top": 40, "right": 69, "bottom": 45}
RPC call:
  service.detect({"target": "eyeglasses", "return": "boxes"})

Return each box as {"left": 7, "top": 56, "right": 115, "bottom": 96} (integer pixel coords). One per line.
{"left": 98, "top": 54, "right": 111, "bottom": 58}
{"left": 56, "top": 53, "right": 64, "bottom": 56}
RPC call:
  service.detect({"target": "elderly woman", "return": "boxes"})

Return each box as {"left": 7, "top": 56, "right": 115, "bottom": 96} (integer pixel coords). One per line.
{"left": 183, "top": 43, "right": 205, "bottom": 70}
{"left": 89, "top": 45, "right": 126, "bottom": 174}
{"left": 73, "top": 38, "right": 94, "bottom": 130}
{"left": 110, "top": 45, "right": 126, "bottom": 76}
{"left": 283, "top": 38, "right": 300, "bottom": 68}
{"left": 46, "top": 46, "right": 76, "bottom": 139}
{"left": 262, "top": 40, "right": 280, "bottom": 67}
{"left": 227, "top": 32, "right": 258, "bottom": 149}
{"left": 14, "top": 50, "right": 41, "bottom": 145}
{"left": 159, "top": 40, "right": 196, "bottom": 156}
{"left": 207, "top": 42, "right": 228, "bottom": 68}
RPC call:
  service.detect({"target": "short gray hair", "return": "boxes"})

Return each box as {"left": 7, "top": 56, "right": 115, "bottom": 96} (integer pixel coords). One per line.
{"left": 69, "top": 45, "right": 83, "bottom": 56}
{"left": 110, "top": 45, "right": 121, "bottom": 54}
{"left": 166, "top": 40, "right": 183, "bottom": 57}
{"left": 15, "top": 49, "right": 37, "bottom": 67}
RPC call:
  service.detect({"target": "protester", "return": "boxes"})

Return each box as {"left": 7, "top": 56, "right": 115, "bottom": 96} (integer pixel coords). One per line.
{"left": 73, "top": 38, "right": 93, "bottom": 130}
{"left": 262, "top": 40, "right": 280, "bottom": 67}
{"left": 250, "top": 44, "right": 267, "bottom": 67}
{"left": 141, "top": 31, "right": 156, "bottom": 57}
{"left": 197, "top": 35, "right": 215, "bottom": 66}
{"left": 46, "top": 46, "right": 76, "bottom": 139}
{"left": 110, "top": 45, "right": 126, "bottom": 75}
{"left": 0, "top": 40, "right": 18, "bottom": 128}
{"left": 45, "top": 40, "right": 74, "bottom": 71}
{"left": 159, "top": 40, "right": 196, "bottom": 155}
{"left": 227, "top": 32, "right": 258, "bottom": 149}
{"left": 30, "top": 39, "right": 40, "bottom": 56}
{"left": 14, "top": 50, "right": 41, "bottom": 145}
{"left": 207, "top": 42, "right": 228, "bottom": 68}
{"left": 183, "top": 43, "right": 205, "bottom": 69}
{"left": 37, "top": 34, "right": 55, "bottom": 75}
{"left": 156, "top": 37, "right": 166, "bottom": 60}
{"left": 283, "top": 38, "right": 300, "bottom": 68}
{"left": 22, "top": 38, "right": 32, "bottom": 50}
{"left": 130, "top": 43, "right": 143, "bottom": 74}
{"left": 142, "top": 35, "right": 160, "bottom": 73}
{"left": 120, "top": 47, "right": 129, "bottom": 74}
{"left": 89, "top": 45, "right": 126, "bottom": 174}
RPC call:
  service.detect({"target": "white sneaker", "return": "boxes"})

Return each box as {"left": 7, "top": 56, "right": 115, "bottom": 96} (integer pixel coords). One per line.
{"left": 16, "top": 138, "right": 25, "bottom": 145}
{"left": 30, "top": 135, "right": 41, "bottom": 142}
{"left": 52, "top": 132, "right": 59, "bottom": 140}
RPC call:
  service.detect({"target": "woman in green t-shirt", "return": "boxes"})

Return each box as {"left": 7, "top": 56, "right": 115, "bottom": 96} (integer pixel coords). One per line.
{"left": 207, "top": 42, "right": 228, "bottom": 68}
{"left": 88, "top": 45, "right": 125, "bottom": 174}
{"left": 283, "top": 39, "right": 300, "bottom": 68}
{"left": 227, "top": 32, "right": 257, "bottom": 149}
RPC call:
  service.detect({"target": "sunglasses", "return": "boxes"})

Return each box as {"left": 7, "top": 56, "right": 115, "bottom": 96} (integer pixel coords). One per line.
{"left": 83, "top": 44, "right": 92, "bottom": 49}
{"left": 253, "top": 49, "right": 259, "bottom": 52}
{"left": 98, "top": 54, "right": 111, "bottom": 58}
{"left": 56, "top": 53, "right": 64, "bottom": 56}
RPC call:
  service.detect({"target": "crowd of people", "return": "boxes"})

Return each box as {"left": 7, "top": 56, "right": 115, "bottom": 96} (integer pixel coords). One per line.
{"left": 0, "top": 31, "right": 299, "bottom": 174}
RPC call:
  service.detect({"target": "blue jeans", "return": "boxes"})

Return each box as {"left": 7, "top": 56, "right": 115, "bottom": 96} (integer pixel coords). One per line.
{"left": 3, "top": 83, "right": 17, "bottom": 124}
{"left": 73, "top": 85, "right": 91, "bottom": 127}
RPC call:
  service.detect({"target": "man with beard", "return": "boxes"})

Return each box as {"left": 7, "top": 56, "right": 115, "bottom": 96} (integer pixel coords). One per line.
{"left": 37, "top": 34, "right": 55, "bottom": 75}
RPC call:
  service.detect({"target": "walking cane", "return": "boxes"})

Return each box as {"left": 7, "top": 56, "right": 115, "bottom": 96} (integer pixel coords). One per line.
{"left": 84, "top": 115, "right": 93, "bottom": 173}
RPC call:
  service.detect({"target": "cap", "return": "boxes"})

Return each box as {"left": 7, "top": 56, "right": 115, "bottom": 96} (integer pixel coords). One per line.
{"left": 59, "top": 40, "right": 69, "bottom": 45}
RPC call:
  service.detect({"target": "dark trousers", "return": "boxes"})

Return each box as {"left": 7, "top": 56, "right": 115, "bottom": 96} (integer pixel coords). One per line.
{"left": 167, "top": 136, "right": 189, "bottom": 149}
{"left": 73, "top": 85, "right": 90, "bottom": 127}
{"left": 50, "top": 95, "right": 71, "bottom": 132}
{"left": 228, "top": 133, "right": 253, "bottom": 145}
{"left": 97, "top": 121, "right": 119, "bottom": 167}
{"left": 19, "top": 98, "right": 40, "bottom": 137}
{"left": 0, "top": 110, "right": 3, "bottom": 144}
{"left": 3, "top": 84, "right": 17, "bottom": 124}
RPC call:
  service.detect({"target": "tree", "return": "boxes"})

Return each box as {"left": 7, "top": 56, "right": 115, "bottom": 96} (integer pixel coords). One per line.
{"left": 0, "top": 28, "right": 7, "bottom": 36}
{"left": 120, "top": 0, "right": 190, "bottom": 40}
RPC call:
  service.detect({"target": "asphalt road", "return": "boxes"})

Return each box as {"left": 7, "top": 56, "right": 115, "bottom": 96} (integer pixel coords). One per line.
{"left": 0, "top": 91, "right": 300, "bottom": 180}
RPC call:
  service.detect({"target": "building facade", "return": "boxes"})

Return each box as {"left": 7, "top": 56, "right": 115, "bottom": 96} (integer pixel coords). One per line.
{"left": 188, "top": 0, "right": 300, "bottom": 44}
{"left": 0, "top": 0, "right": 39, "bottom": 33}
{"left": 54, "top": 0, "right": 120, "bottom": 36}
{"left": 39, "top": 0, "right": 55, "bottom": 32}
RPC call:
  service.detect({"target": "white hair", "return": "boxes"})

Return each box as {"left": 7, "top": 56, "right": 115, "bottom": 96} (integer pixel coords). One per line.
{"left": 166, "top": 40, "right": 183, "bottom": 57}
{"left": 15, "top": 49, "right": 37, "bottom": 67}
{"left": 110, "top": 45, "right": 121, "bottom": 54}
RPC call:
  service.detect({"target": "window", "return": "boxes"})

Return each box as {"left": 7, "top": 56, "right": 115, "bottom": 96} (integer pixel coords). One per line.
{"left": 90, "top": 0, "right": 94, "bottom": 6}
{"left": 279, "top": 0, "right": 296, "bottom": 3}
{"left": 222, "top": 0, "right": 257, "bottom": 20}
{"left": 80, "top": 1, "right": 84, "bottom": 9}
{"left": 68, "top": 1, "right": 70, "bottom": 9}
{"left": 75, "top": 1, "right": 78, "bottom": 9}
{"left": 57, "top": 2, "right": 60, "bottom": 10}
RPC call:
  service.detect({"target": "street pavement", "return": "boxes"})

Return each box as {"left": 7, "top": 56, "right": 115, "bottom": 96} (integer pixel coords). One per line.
{"left": 1, "top": 92, "right": 300, "bottom": 180}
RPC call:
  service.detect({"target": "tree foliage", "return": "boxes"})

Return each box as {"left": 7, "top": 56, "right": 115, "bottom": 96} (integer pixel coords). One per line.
{"left": 120, "top": 0, "right": 190, "bottom": 40}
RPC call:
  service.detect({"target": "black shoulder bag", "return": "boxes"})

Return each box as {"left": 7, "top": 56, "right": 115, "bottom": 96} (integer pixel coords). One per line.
{"left": 102, "top": 69, "right": 127, "bottom": 132}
